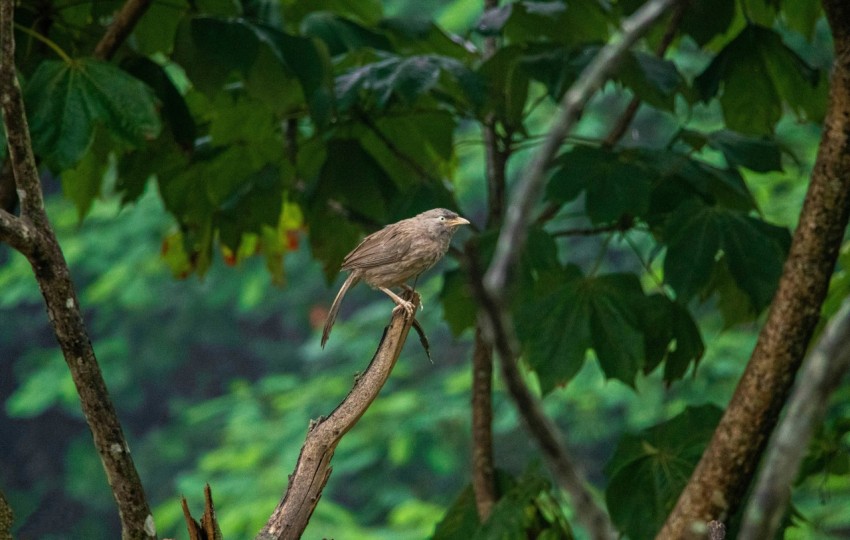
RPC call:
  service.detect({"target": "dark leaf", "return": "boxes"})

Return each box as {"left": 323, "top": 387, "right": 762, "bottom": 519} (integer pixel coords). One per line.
{"left": 605, "top": 405, "right": 723, "bottom": 540}
{"left": 26, "top": 59, "right": 161, "bottom": 171}
{"left": 707, "top": 130, "right": 783, "bottom": 173}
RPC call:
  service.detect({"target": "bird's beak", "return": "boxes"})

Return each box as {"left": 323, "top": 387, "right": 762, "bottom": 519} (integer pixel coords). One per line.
{"left": 450, "top": 216, "right": 470, "bottom": 226}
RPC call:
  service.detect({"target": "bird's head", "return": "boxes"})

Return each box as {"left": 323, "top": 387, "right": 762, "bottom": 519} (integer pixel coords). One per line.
{"left": 419, "top": 208, "right": 470, "bottom": 230}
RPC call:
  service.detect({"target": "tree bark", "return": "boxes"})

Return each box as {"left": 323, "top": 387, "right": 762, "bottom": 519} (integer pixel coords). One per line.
{"left": 256, "top": 296, "right": 419, "bottom": 540}
{"left": 657, "top": 3, "right": 850, "bottom": 537}
{"left": 0, "top": 1, "right": 154, "bottom": 537}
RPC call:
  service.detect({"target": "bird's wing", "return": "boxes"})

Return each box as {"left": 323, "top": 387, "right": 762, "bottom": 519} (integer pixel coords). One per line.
{"left": 342, "top": 226, "right": 412, "bottom": 269}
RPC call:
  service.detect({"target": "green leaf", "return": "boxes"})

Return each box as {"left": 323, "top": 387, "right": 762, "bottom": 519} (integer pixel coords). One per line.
{"left": 60, "top": 129, "right": 110, "bottom": 220}
{"left": 26, "top": 59, "right": 161, "bottom": 171}
{"left": 518, "top": 269, "right": 655, "bottom": 391}
{"left": 707, "top": 130, "right": 782, "bottom": 173}
{"left": 695, "top": 25, "right": 822, "bottom": 135}
{"left": 300, "top": 12, "right": 392, "bottom": 55}
{"left": 440, "top": 268, "right": 476, "bottom": 337}
{"left": 663, "top": 201, "right": 790, "bottom": 310}
{"left": 547, "top": 146, "right": 653, "bottom": 224}
{"left": 617, "top": 52, "right": 684, "bottom": 111}
{"left": 121, "top": 56, "right": 197, "bottom": 148}
{"left": 336, "top": 53, "right": 481, "bottom": 112}
{"left": 477, "top": 1, "right": 610, "bottom": 47}
{"left": 679, "top": 0, "right": 735, "bottom": 46}
{"left": 215, "top": 165, "right": 283, "bottom": 249}
{"left": 638, "top": 294, "right": 704, "bottom": 382}
{"left": 174, "top": 17, "right": 334, "bottom": 126}
{"left": 605, "top": 405, "right": 723, "bottom": 540}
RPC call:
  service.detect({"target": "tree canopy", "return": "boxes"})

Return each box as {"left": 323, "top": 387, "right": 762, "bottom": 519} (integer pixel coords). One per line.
{"left": 2, "top": 0, "right": 850, "bottom": 539}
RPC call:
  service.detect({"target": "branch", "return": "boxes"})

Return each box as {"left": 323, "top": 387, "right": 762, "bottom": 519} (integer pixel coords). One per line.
{"left": 602, "top": 2, "right": 686, "bottom": 148}
{"left": 482, "top": 0, "right": 681, "bottom": 299}
{"left": 658, "top": 2, "right": 850, "bottom": 535}
{"left": 1, "top": 2, "right": 154, "bottom": 538}
{"left": 470, "top": 327, "right": 497, "bottom": 519}
{"left": 0, "top": 489, "right": 12, "bottom": 540}
{"left": 740, "top": 300, "right": 850, "bottom": 539}
{"left": 471, "top": 1, "right": 678, "bottom": 537}
{"left": 93, "top": 0, "right": 153, "bottom": 60}
{"left": 257, "top": 294, "right": 420, "bottom": 540}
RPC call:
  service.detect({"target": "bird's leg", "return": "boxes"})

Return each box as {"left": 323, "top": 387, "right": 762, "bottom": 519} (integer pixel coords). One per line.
{"left": 401, "top": 275, "right": 424, "bottom": 310}
{"left": 380, "top": 287, "right": 415, "bottom": 318}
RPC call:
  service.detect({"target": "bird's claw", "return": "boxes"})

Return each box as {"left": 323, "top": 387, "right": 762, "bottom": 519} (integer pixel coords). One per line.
{"left": 392, "top": 300, "right": 416, "bottom": 318}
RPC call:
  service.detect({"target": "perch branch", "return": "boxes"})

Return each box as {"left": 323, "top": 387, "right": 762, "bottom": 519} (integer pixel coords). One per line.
{"left": 256, "top": 294, "right": 420, "bottom": 540}
{"left": 93, "top": 0, "right": 153, "bottom": 60}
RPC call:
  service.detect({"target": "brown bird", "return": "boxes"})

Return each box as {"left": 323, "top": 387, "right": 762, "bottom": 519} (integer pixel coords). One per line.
{"left": 321, "top": 208, "right": 470, "bottom": 347}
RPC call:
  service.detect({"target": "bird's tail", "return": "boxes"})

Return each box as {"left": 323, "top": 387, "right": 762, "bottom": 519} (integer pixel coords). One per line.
{"left": 321, "top": 273, "right": 359, "bottom": 348}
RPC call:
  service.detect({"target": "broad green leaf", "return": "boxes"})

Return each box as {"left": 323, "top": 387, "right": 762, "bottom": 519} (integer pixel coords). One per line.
{"left": 336, "top": 53, "right": 481, "bottom": 112}
{"left": 617, "top": 52, "right": 684, "bottom": 111}
{"left": 440, "top": 268, "right": 476, "bottom": 337}
{"left": 216, "top": 165, "right": 283, "bottom": 249}
{"left": 679, "top": 0, "right": 735, "bottom": 46}
{"left": 605, "top": 405, "right": 723, "bottom": 540}
{"left": 26, "top": 59, "right": 161, "bottom": 171}
{"left": 477, "top": 0, "right": 610, "bottom": 47}
{"left": 547, "top": 146, "right": 653, "bottom": 224}
{"left": 663, "top": 201, "right": 723, "bottom": 304}
{"left": 132, "top": 1, "right": 185, "bottom": 55}
{"left": 380, "top": 18, "right": 476, "bottom": 60}
{"left": 782, "top": 1, "right": 823, "bottom": 40}
{"left": 60, "top": 129, "right": 110, "bottom": 220}
{"left": 663, "top": 201, "right": 790, "bottom": 310}
{"left": 695, "top": 25, "right": 822, "bottom": 134}
{"left": 121, "top": 56, "right": 197, "bottom": 148}
{"left": 518, "top": 269, "right": 657, "bottom": 391}
{"left": 315, "top": 139, "right": 396, "bottom": 221}
{"left": 174, "top": 17, "right": 334, "bottom": 126}
{"left": 300, "top": 12, "right": 392, "bottom": 55}
{"left": 639, "top": 294, "right": 704, "bottom": 382}
{"left": 478, "top": 45, "right": 532, "bottom": 128}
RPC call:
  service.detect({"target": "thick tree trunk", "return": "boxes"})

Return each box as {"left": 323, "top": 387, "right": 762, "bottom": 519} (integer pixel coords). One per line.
{"left": 658, "top": 3, "right": 850, "bottom": 537}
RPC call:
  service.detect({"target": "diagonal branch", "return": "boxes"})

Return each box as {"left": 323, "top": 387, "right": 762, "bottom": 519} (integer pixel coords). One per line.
{"left": 740, "top": 300, "right": 850, "bottom": 539}
{"left": 1, "top": 2, "right": 154, "bottom": 538}
{"left": 93, "top": 0, "right": 153, "bottom": 60}
{"left": 256, "top": 295, "right": 420, "bottom": 540}
{"left": 473, "top": 0, "right": 681, "bottom": 538}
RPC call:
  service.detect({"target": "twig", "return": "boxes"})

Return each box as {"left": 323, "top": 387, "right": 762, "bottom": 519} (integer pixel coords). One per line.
{"left": 483, "top": 0, "right": 680, "bottom": 298}
{"left": 602, "top": 2, "right": 686, "bottom": 148}
{"left": 740, "top": 301, "right": 850, "bottom": 539}
{"left": 0, "top": 489, "right": 12, "bottom": 540}
{"left": 93, "top": 0, "right": 153, "bottom": 60}
{"left": 475, "top": 1, "right": 680, "bottom": 538}
{"left": 256, "top": 294, "right": 420, "bottom": 540}
{"left": 1, "top": 2, "right": 154, "bottom": 538}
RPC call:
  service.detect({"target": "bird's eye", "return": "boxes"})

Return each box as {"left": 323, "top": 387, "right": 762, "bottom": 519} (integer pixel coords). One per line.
{"left": 439, "top": 216, "right": 446, "bottom": 221}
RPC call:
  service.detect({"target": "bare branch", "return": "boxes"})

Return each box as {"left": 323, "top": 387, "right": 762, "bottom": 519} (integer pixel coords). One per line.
{"left": 0, "top": 489, "right": 12, "bottom": 540}
{"left": 740, "top": 301, "right": 850, "bottom": 538}
{"left": 471, "top": 1, "right": 679, "bottom": 537}
{"left": 1, "top": 3, "right": 154, "bottom": 537}
{"left": 483, "top": 0, "right": 681, "bottom": 298}
{"left": 471, "top": 328, "right": 497, "bottom": 519}
{"left": 257, "top": 295, "right": 420, "bottom": 540}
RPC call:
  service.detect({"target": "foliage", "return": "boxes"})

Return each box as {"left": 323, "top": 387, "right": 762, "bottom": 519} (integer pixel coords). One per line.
{"left": 3, "top": 0, "right": 850, "bottom": 538}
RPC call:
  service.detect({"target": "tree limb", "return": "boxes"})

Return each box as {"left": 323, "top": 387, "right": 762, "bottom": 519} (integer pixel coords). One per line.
{"left": 0, "top": 489, "right": 12, "bottom": 540}
{"left": 256, "top": 295, "right": 420, "bottom": 540}
{"left": 93, "top": 0, "right": 153, "bottom": 60}
{"left": 473, "top": 1, "right": 679, "bottom": 537}
{"left": 1, "top": 2, "right": 154, "bottom": 538}
{"left": 658, "top": 2, "right": 850, "bottom": 536}
{"left": 739, "top": 300, "right": 850, "bottom": 539}
{"left": 470, "top": 328, "right": 497, "bottom": 519}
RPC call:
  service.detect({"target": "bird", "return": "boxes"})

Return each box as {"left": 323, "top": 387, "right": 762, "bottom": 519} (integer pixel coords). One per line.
{"left": 321, "top": 208, "right": 470, "bottom": 348}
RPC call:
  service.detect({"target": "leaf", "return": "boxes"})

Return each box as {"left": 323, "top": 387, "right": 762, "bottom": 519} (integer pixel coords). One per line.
{"left": 679, "top": 0, "right": 735, "bottom": 46}
{"left": 477, "top": 1, "right": 610, "bottom": 47}
{"left": 663, "top": 201, "right": 790, "bottom": 310}
{"left": 605, "top": 405, "right": 723, "bottom": 540}
{"left": 121, "top": 56, "right": 197, "bottom": 148}
{"left": 335, "top": 53, "right": 481, "bottom": 112}
{"left": 547, "top": 146, "right": 653, "bottom": 224}
{"left": 695, "top": 25, "right": 822, "bottom": 134}
{"left": 517, "top": 269, "right": 655, "bottom": 391}
{"left": 26, "top": 59, "right": 161, "bottom": 171}
{"left": 60, "top": 129, "right": 110, "bottom": 220}
{"left": 638, "top": 294, "right": 704, "bottom": 382}
{"left": 174, "top": 17, "right": 334, "bottom": 126}
{"left": 617, "top": 52, "right": 684, "bottom": 111}
{"left": 440, "top": 268, "right": 476, "bottom": 337}
{"left": 707, "top": 130, "right": 783, "bottom": 173}
{"left": 300, "top": 12, "right": 392, "bottom": 55}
